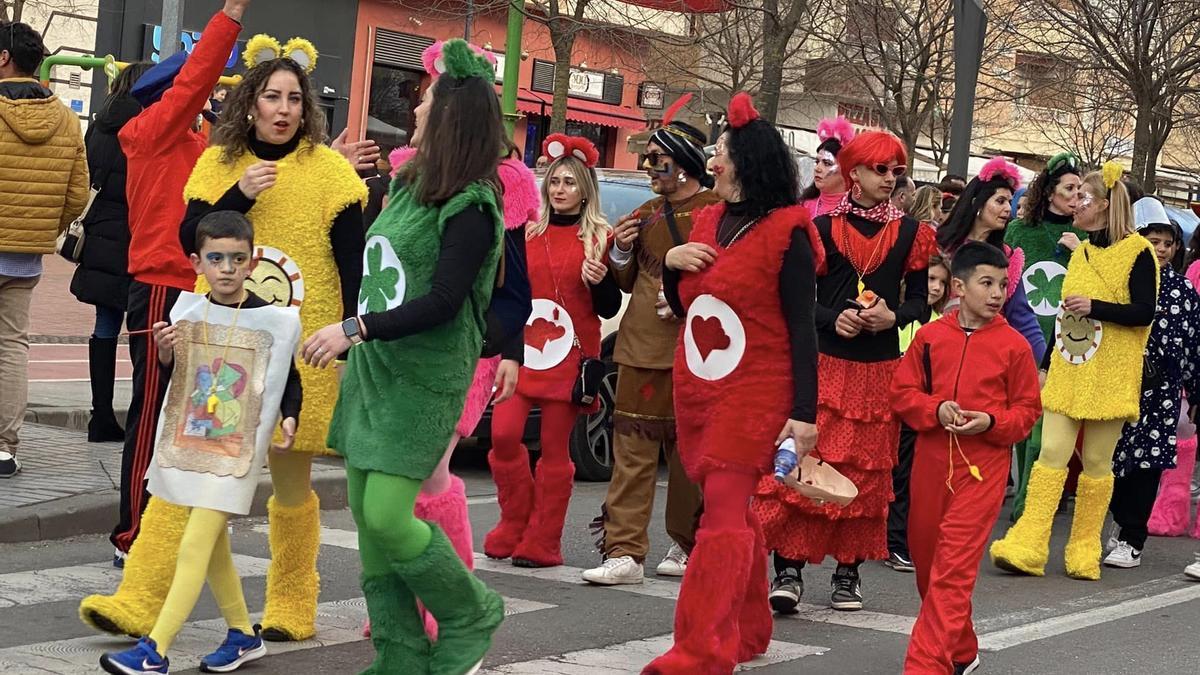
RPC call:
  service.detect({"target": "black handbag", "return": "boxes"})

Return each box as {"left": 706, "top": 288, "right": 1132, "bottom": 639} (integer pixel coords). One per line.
{"left": 573, "top": 354, "right": 606, "bottom": 407}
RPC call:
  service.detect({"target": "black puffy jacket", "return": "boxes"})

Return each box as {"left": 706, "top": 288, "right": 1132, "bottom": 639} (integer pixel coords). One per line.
{"left": 70, "top": 96, "right": 140, "bottom": 310}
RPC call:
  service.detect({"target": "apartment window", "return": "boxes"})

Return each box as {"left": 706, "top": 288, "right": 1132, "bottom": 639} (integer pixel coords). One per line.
{"left": 845, "top": 0, "right": 900, "bottom": 44}
{"left": 1014, "top": 52, "right": 1074, "bottom": 111}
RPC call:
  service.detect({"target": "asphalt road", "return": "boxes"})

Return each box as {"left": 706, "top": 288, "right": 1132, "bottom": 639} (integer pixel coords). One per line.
{"left": 3, "top": 454, "right": 1200, "bottom": 674}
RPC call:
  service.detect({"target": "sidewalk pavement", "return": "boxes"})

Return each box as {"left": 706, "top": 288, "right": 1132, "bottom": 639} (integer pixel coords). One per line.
{"left": 0, "top": 423, "right": 348, "bottom": 543}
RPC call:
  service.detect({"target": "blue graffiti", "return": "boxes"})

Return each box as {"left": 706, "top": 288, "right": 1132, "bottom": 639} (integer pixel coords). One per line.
{"left": 150, "top": 25, "right": 240, "bottom": 69}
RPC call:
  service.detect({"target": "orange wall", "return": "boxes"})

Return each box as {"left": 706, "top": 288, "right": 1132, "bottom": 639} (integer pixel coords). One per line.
{"left": 349, "top": 2, "right": 645, "bottom": 168}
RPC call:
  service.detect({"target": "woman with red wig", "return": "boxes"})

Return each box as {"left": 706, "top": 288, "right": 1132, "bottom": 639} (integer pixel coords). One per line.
{"left": 752, "top": 130, "right": 936, "bottom": 613}
{"left": 642, "top": 93, "right": 824, "bottom": 674}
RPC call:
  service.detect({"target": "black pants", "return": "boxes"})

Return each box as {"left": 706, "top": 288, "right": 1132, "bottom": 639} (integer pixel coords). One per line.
{"left": 887, "top": 423, "right": 917, "bottom": 557}
{"left": 110, "top": 281, "right": 181, "bottom": 553}
{"left": 1109, "top": 467, "right": 1165, "bottom": 550}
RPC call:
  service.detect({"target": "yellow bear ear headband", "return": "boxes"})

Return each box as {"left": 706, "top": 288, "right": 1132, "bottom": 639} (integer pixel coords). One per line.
{"left": 243, "top": 35, "right": 319, "bottom": 74}
{"left": 1101, "top": 160, "right": 1124, "bottom": 194}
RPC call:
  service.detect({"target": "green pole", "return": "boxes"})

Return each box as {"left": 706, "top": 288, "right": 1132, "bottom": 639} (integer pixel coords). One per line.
{"left": 501, "top": 0, "right": 524, "bottom": 138}
{"left": 39, "top": 55, "right": 109, "bottom": 86}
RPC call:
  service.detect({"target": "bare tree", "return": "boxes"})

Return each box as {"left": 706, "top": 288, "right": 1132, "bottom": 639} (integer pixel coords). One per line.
{"left": 2, "top": 0, "right": 88, "bottom": 24}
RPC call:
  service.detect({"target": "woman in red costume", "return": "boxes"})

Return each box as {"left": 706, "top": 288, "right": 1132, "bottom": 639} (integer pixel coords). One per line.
{"left": 753, "top": 130, "right": 936, "bottom": 613}
{"left": 484, "top": 135, "right": 621, "bottom": 568}
{"left": 642, "top": 93, "right": 824, "bottom": 675}
{"left": 800, "top": 115, "right": 854, "bottom": 219}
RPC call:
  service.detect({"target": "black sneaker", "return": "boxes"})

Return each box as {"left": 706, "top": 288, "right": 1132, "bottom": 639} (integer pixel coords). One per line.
{"left": 884, "top": 551, "right": 916, "bottom": 572}
{"left": 0, "top": 451, "right": 20, "bottom": 478}
{"left": 830, "top": 568, "right": 863, "bottom": 611}
{"left": 768, "top": 572, "right": 803, "bottom": 614}
{"left": 953, "top": 654, "right": 981, "bottom": 674}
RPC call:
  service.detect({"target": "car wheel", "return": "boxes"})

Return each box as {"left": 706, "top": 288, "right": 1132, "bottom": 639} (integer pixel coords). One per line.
{"left": 570, "top": 340, "right": 617, "bottom": 481}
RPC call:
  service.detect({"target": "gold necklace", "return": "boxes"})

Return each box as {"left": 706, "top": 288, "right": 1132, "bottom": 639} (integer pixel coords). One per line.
{"left": 721, "top": 215, "right": 762, "bottom": 248}
{"left": 201, "top": 291, "right": 248, "bottom": 414}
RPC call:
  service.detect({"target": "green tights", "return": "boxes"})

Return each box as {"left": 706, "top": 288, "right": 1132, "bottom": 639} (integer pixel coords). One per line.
{"left": 347, "top": 465, "right": 433, "bottom": 575}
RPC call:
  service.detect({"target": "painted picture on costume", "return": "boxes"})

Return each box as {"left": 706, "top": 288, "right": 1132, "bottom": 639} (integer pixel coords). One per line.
{"left": 156, "top": 320, "right": 273, "bottom": 478}
{"left": 524, "top": 298, "right": 575, "bottom": 371}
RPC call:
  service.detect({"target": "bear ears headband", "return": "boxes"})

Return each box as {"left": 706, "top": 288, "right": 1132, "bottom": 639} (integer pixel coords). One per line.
{"left": 542, "top": 133, "right": 599, "bottom": 168}
{"left": 421, "top": 39, "right": 497, "bottom": 80}
{"left": 243, "top": 35, "right": 319, "bottom": 73}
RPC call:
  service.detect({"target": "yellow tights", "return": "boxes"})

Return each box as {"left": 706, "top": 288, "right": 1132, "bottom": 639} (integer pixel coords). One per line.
{"left": 148, "top": 507, "right": 253, "bottom": 656}
{"left": 1039, "top": 411, "right": 1126, "bottom": 478}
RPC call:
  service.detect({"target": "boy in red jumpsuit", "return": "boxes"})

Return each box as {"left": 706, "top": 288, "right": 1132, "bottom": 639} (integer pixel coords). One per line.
{"left": 890, "top": 241, "right": 1041, "bottom": 674}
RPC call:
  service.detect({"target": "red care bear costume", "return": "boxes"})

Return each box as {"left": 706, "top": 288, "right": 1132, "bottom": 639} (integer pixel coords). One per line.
{"left": 890, "top": 311, "right": 1041, "bottom": 673}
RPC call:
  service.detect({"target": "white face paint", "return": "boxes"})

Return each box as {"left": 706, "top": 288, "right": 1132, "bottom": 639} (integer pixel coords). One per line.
{"left": 817, "top": 150, "right": 839, "bottom": 174}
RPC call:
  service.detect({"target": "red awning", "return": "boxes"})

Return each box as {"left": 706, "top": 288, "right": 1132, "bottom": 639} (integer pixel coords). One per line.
{"left": 516, "top": 88, "right": 647, "bottom": 130}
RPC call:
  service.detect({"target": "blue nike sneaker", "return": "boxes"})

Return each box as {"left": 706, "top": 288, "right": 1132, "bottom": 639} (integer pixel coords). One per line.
{"left": 199, "top": 625, "right": 267, "bottom": 673}
{"left": 100, "top": 637, "right": 169, "bottom": 674}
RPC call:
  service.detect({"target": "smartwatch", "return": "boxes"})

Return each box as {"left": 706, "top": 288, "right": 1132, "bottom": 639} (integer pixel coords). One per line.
{"left": 342, "top": 317, "right": 364, "bottom": 345}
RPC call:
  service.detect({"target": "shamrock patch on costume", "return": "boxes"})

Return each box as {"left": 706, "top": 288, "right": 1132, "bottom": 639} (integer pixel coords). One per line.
{"left": 1023, "top": 261, "right": 1068, "bottom": 317}
{"left": 1055, "top": 309, "right": 1103, "bottom": 364}
{"left": 524, "top": 298, "right": 575, "bottom": 371}
{"left": 684, "top": 294, "right": 745, "bottom": 381}
{"left": 358, "top": 236, "right": 406, "bottom": 314}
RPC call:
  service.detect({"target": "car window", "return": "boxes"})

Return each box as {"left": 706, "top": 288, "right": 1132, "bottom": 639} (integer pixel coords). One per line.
{"left": 597, "top": 182, "right": 656, "bottom": 224}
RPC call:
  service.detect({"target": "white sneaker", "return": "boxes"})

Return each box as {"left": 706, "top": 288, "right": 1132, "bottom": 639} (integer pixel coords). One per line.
{"left": 1103, "top": 541, "right": 1142, "bottom": 568}
{"left": 582, "top": 555, "right": 644, "bottom": 585}
{"left": 655, "top": 544, "right": 688, "bottom": 577}
{"left": 1185, "top": 553, "right": 1200, "bottom": 580}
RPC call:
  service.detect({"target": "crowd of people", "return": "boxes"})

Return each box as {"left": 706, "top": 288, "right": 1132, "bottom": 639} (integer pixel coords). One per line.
{"left": 3, "top": 2, "right": 1200, "bottom": 674}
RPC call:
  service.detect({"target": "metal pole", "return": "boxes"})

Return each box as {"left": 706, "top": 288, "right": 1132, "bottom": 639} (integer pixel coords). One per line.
{"left": 500, "top": 0, "right": 524, "bottom": 138}
{"left": 949, "top": 0, "right": 986, "bottom": 177}
{"left": 160, "top": 0, "right": 185, "bottom": 59}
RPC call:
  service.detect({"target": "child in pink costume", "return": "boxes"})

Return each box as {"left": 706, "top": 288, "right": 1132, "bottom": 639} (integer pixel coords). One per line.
{"left": 362, "top": 143, "right": 540, "bottom": 638}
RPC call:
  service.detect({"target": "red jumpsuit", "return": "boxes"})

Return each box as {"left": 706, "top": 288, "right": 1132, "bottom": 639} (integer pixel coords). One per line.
{"left": 890, "top": 312, "right": 1041, "bottom": 673}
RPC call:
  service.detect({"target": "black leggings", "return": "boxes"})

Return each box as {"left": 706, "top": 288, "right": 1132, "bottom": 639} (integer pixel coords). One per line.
{"left": 1109, "top": 468, "right": 1164, "bottom": 550}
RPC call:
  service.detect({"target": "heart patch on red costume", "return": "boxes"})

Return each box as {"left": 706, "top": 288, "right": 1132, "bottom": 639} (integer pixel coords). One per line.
{"left": 526, "top": 317, "right": 566, "bottom": 352}
{"left": 690, "top": 315, "right": 731, "bottom": 361}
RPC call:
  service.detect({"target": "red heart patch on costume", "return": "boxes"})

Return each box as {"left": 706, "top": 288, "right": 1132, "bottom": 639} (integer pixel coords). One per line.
{"left": 526, "top": 317, "right": 566, "bottom": 352}
{"left": 691, "top": 315, "right": 730, "bottom": 361}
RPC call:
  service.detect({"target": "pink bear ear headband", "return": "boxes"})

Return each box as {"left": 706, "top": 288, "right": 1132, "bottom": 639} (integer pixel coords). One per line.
{"left": 420, "top": 40, "right": 497, "bottom": 78}
{"left": 816, "top": 115, "right": 855, "bottom": 147}
{"left": 978, "top": 156, "right": 1022, "bottom": 191}
{"left": 542, "top": 133, "right": 599, "bottom": 168}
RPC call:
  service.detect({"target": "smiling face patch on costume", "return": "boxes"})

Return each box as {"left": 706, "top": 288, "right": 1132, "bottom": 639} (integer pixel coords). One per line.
{"left": 524, "top": 298, "right": 575, "bottom": 371}
{"left": 358, "top": 236, "right": 407, "bottom": 314}
{"left": 684, "top": 294, "right": 746, "bottom": 381}
{"left": 245, "top": 246, "right": 304, "bottom": 308}
{"left": 1055, "top": 310, "right": 1103, "bottom": 364}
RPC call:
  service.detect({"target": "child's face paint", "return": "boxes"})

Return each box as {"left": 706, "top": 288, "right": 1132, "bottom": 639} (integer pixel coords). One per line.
{"left": 192, "top": 237, "right": 254, "bottom": 303}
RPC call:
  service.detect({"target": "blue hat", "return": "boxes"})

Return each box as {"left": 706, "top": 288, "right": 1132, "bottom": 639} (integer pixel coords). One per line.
{"left": 1009, "top": 186, "right": 1027, "bottom": 220}
{"left": 131, "top": 51, "right": 188, "bottom": 107}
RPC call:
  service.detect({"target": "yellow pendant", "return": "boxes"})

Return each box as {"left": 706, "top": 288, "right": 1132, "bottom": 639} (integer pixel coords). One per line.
{"left": 207, "top": 394, "right": 219, "bottom": 414}
{"left": 857, "top": 279, "right": 865, "bottom": 296}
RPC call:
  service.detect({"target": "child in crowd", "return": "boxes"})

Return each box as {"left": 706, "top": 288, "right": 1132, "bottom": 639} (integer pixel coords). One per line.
{"left": 888, "top": 254, "right": 952, "bottom": 573}
{"left": 102, "top": 212, "right": 303, "bottom": 675}
{"left": 891, "top": 242, "right": 1042, "bottom": 674}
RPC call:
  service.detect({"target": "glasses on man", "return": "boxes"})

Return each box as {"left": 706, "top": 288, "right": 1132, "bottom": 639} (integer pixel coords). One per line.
{"left": 640, "top": 151, "right": 668, "bottom": 168}
{"left": 871, "top": 164, "right": 907, "bottom": 178}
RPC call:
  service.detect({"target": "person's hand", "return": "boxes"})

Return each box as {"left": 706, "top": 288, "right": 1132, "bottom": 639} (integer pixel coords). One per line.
{"left": 1062, "top": 295, "right": 1092, "bottom": 316}
{"left": 665, "top": 243, "right": 717, "bottom": 272}
{"left": 949, "top": 410, "right": 991, "bottom": 436}
{"left": 858, "top": 296, "right": 896, "bottom": 332}
{"left": 835, "top": 309, "right": 866, "bottom": 338}
{"left": 238, "top": 161, "right": 277, "bottom": 199}
{"left": 777, "top": 419, "right": 818, "bottom": 459}
{"left": 1059, "top": 232, "right": 1081, "bottom": 252}
{"left": 332, "top": 129, "right": 381, "bottom": 174}
{"left": 1038, "top": 369, "right": 1047, "bottom": 388}
{"left": 582, "top": 258, "right": 608, "bottom": 285}
{"left": 938, "top": 400, "right": 963, "bottom": 428}
{"left": 613, "top": 212, "right": 641, "bottom": 252}
{"left": 272, "top": 417, "right": 297, "bottom": 453}
{"left": 302, "top": 323, "right": 352, "bottom": 369}
{"left": 153, "top": 321, "right": 177, "bottom": 365}
{"left": 493, "top": 359, "right": 519, "bottom": 404}
{"left": 223, "top": 0, "right": 251, "bottom": 22}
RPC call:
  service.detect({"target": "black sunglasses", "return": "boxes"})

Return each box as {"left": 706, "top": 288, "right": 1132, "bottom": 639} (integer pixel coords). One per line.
{"left": 640, "top": 151, "right": 669, "bottom": 167}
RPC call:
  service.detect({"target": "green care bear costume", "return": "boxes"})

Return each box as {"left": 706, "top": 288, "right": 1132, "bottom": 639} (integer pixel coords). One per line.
{"left": 324, "top": 39, "right": 506, "bottom": 674}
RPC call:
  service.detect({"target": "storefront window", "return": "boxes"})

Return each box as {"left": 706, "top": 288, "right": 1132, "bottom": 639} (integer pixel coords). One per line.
{"left": 367, "top": 64, "right": 422, "bottom": 152}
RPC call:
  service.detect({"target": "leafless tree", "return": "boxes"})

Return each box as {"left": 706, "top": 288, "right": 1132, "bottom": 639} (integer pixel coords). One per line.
{"left": 2, "top": 0, "right": 88, "bottom": 25}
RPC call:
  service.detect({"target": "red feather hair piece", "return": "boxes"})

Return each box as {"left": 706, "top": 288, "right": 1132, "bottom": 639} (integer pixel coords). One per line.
{"left": 661, "top": 93, "right": 693, "bottom": 126}
{"left": 727, "top": 92, "right": 759, "bottom": 129}
{"left": 978, "top": 156, "right": 1022, "bottom": 190}
{"left": 816, "top": 116, "right": 855, "bottom": 146}
{"left": 541, "top": 133, "right": 599, "bottom": 168}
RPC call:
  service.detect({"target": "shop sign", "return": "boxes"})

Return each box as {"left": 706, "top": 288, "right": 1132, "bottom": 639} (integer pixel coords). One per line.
{"left": 144, "top": 24, "right": 241, "bottom": 69}
{"left": 568, "top": 69, "right": 606, "bottom": 100}
{"left": 639, "top": 82, "right": 664, "bottom": 109}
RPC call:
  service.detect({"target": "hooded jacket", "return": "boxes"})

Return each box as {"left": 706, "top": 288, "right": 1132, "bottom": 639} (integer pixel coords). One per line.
{"left": 0, "top": 78, "right": 89, "bottom": 253}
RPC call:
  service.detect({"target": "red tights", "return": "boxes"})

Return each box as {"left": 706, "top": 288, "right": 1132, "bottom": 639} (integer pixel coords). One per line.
{"left": 490, "top": 394, "right": 579, "bottom": 467}
{"left": 699, "top": 470, "right": 759, "bottom": 531}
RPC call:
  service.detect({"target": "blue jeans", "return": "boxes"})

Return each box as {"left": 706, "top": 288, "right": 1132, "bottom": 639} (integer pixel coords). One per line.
{"left": 95, "top": 304, "right": 125, "bottom": 339}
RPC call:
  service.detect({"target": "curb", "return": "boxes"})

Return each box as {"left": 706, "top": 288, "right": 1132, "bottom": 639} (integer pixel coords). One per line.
{"left": 24, "top": 406, "right": 118, "bottom": 433}
{"left": 0, "top": 462, "right": 349, "bottom": 544}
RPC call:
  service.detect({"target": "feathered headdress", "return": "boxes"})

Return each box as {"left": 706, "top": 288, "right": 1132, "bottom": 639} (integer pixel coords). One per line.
{"left": 978, "top": 156, "right": 1022, "bottom": 191}
{"left": 1101, "top": 160, "right": 1124, "bottom": 191}
{"left": 542, "top": 133, "right": 599, "bottom": 168}
{"left": 243, "top": 35, "right": 319, "bottom": 73}
{"left": 727, "top": 92, "right": 760, "bottom": 129}
{"left": 816, "top": 116, "right": 855, "bottom": 147}
{"left": 661, "top": 93, "right": 693, "bottom": 127}
{"left": 421, "top": 40, "right": 497, "bottom": 78}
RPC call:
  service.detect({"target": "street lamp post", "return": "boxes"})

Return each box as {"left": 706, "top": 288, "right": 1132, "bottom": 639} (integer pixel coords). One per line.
{"left": 160, "top": 0, "right": 186, "bottom": 59}
{"left": 501, "top": 0, "right": 524, "bottom": 137}
{"left": 950, "top": 0, "right": 986, "bottom": 176}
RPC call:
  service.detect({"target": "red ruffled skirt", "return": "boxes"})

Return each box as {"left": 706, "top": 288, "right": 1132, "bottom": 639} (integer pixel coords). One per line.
{"left": 752, "top": 354, "right": 900, "bottom": 563}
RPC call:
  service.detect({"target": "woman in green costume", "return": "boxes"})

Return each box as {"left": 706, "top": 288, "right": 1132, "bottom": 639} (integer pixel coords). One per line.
{"left": 1004, "top": 152, "right": 1085, "bottom": 519}
{"left": 302, "top": 40, "right": 505, "bottom": 674}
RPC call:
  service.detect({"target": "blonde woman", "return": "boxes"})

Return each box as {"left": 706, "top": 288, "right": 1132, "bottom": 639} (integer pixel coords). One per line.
{"left": 484, "top": 134, "right": 620, "bottom": 568}
{"left": 908, "top": 185, "right": 944, "bottom": 226}
{"left": 991, "top": 163, "right": 1157, "bottom": 581}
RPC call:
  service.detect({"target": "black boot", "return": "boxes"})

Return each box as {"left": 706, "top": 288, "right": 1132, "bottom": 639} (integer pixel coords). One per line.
{"left": 88, "top": 336, "right": 125, "bottom": 443}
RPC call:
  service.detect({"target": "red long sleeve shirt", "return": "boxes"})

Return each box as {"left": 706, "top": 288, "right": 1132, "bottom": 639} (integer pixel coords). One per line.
{"left": 120, "top": 11, "right": 240, "bottom": 289}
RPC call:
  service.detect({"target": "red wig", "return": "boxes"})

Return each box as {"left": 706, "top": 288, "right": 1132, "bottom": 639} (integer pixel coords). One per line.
{"left": 837, "top": 130, "right": 907, "bottom": 185}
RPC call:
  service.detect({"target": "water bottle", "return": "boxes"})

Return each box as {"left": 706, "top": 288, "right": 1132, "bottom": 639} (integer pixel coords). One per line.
{"left": 774, "top": 438, "right": 798, "bottom": 482}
